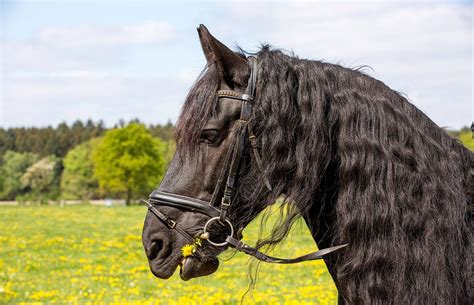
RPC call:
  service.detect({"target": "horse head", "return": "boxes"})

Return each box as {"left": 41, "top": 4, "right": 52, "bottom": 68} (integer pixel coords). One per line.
{"left": 142, "top": 25, "right": 275, "bottom": 281}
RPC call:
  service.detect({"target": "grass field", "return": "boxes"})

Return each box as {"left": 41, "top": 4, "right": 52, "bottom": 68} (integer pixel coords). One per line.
{"left": 0, "top": 205, "right": 338, "bottom": 305}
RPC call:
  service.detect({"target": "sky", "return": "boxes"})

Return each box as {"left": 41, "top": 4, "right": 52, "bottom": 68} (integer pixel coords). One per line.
{"left": 0, "top": 0, "right": 472, "bottom": 129}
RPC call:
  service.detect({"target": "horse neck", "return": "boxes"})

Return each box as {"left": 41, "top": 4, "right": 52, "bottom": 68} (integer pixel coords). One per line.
{"left": 299, "top": 158, "right": 344, "bottom": 288}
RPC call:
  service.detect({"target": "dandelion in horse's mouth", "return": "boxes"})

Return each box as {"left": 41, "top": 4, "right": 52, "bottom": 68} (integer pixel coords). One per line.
{"left": 181, "top": 244, "right": 195, "bottom": 257}
{"left": 181, "top": 238, "right": 203, "bottom": 257}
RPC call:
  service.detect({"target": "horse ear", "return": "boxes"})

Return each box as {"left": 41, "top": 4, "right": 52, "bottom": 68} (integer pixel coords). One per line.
{"left": 197, "top": 24, "right": 249, "bottom": 87}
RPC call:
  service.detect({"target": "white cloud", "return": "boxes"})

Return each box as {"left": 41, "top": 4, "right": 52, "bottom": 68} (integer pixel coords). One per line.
{"left": 1, "top": 73, "right": 186, "bottom": 127}
{"left": 0, "top": 20, "right": 183, "bottom": 127}
{"left": 38, "top": 21, "right": 176, "bottom": 48}
{"left": 3, "top": 41, "right": 125, "bottom": 71}
{"left": 2, "top": 20, "right": 176, "bottom": 72}
{"left": 223, "top": 2, "right": 472, "bottom": 129}
{"left": 176, "top": 68, "right": 202, "bottom": 84}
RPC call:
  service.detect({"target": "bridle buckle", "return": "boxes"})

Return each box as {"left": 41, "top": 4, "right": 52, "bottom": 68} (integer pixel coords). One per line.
{"left": 241, "top": 94, "right": 254, "bottom": 101}
{"left": 167, "top": 220, "right": 176, "bottom": 229}
{"left": 221, "top": 197, "right": 231, "bottom": 207}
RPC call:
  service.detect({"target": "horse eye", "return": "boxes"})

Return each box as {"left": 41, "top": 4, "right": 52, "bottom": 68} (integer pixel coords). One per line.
{"left": 200, "top": 129, "right": 220, "bottom": 145}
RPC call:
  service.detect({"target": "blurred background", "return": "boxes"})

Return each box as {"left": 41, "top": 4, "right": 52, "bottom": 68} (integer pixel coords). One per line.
{"left": 0, "top": 0, "right": 472, "bottom": 304}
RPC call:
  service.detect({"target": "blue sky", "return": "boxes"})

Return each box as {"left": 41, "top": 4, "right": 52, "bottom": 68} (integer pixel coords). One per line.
{"left": 1, "top": 0, "right": 472, "bottom": 129}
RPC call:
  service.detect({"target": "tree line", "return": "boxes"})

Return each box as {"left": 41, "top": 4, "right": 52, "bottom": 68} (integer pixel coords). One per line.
{"left": 0, "top": 120, "right": 174, "bottom": 204}
{"left": 0, "top": 119, "right": 174, "bottom": 158}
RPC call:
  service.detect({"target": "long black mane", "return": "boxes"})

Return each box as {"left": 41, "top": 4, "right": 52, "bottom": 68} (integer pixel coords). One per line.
{"left": 175, "top": 46, "right": 472, "bottom": 304}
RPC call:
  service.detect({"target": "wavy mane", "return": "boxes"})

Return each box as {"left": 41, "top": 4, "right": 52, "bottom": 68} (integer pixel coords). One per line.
{"left": 176, "top": 46, "right": 473, "bottom": 304}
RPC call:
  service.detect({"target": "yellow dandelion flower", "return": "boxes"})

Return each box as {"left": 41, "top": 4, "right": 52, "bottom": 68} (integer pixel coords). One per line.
{"left": 181, "top": 244, "right": 194, "bottom": 257}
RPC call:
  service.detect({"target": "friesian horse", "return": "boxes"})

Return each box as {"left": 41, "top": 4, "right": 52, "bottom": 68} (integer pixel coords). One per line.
{"left": 142, "top": 25, "right": 472, "bottom": 304}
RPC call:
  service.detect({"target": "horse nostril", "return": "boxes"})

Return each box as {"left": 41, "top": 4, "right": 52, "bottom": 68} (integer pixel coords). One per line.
{"left": 147, "top": 239, "right": 163, "bottom": 260}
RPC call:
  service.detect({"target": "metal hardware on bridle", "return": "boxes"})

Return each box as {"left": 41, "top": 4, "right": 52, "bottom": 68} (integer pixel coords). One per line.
{"left": 203, "top": 217, "right": 234, "bottom": 247}
{"left": 144, "top": 56, "right": 347, "bottom": 264}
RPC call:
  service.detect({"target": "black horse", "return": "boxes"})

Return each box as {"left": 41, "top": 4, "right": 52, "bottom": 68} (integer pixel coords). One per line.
{"left": 142, "top": 25, "right": 472, "bottom": 304}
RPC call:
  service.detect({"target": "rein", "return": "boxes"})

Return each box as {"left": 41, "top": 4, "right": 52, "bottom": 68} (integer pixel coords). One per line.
{"left": 143, "top": 56, "right": 347, "bottom": 264}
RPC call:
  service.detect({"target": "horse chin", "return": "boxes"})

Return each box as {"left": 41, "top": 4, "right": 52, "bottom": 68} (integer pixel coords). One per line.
{"left": 148, "top": 261, "right": 177, "bottom": 280}
{"left": 179, "top": 256, "right": 219, "bottom": 281}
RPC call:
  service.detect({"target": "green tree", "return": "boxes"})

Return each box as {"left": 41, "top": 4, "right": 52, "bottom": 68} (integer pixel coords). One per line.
{"left": 61, "top": 138, "right": 101, "bottom": 200}
{"left": 0, "top": 151, "right": 39, "bottom": 200}
{"left": 0, "top": 169, "right": 4, "bottom": 198}
{"left": 149, "top": 120, "right": 174, "bottom": 141}
{"left": 160, "top": 140, "right": 175, "bottom": 166}
{"left": 458, "top": 128, "right": 473, "bottom": 151}
{"left": 92, "top": 123, "right": 165, "bottom": 205}
{"left": 448, "top": 126, "right": 473, "bottom": 151}
{"left": 20, "top": 155, "right": 61, "bottom": 203}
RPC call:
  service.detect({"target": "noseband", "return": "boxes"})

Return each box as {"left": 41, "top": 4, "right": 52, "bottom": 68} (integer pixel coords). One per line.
{"left": 144, "top": 57, "right": 347, "bottom": 263}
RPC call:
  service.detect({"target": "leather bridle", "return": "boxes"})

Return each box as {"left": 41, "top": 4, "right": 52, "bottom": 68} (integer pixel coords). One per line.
{"left": 143, "top": 56, "right": 347, "bottom": 264}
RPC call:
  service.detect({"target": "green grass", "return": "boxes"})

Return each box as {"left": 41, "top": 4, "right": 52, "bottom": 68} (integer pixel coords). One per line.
{"left": 0, "top": 205, "right": 337, "bottom": 305}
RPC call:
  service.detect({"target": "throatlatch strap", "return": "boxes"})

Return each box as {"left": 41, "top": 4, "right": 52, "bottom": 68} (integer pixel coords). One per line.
{"left": 247, "top": 124, "right": 272, "bottom": 191}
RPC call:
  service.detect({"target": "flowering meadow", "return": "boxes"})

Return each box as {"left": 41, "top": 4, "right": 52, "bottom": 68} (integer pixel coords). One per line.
{"left": 0, "top": 205, "right": 338, "bottom": 304}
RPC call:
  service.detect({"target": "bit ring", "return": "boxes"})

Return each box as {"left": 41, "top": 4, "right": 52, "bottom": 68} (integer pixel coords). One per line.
{"left": 202, "top": 217, "right": 234, "bottom": 247}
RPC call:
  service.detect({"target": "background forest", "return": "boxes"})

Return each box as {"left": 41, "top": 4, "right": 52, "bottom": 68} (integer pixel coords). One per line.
{"left": 0, "top": 120, "right": 174, "bottom": 204}
{"left": 0, "top": 121, "right": 472, "bottom": 205}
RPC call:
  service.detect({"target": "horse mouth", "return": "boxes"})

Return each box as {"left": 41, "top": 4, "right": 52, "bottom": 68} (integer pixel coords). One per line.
{"left": 179, "top": 256, "right": 219, "bottom": 281}
{"left": 148, "top": 253, "right": 219, "bottom": 280}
